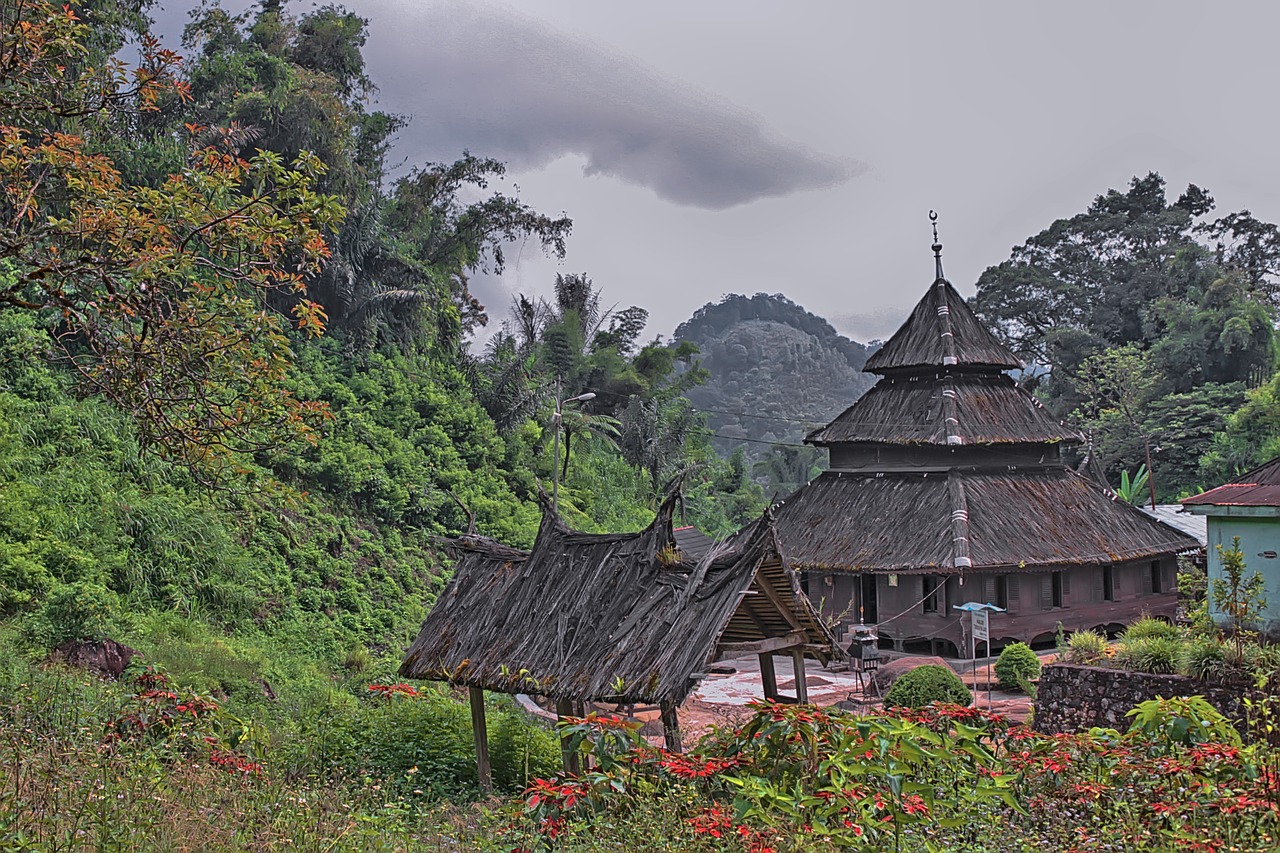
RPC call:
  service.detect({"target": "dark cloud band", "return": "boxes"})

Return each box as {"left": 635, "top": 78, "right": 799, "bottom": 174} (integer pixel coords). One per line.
{"left": 365, "top": 2, "right": 859, "bottom": 209}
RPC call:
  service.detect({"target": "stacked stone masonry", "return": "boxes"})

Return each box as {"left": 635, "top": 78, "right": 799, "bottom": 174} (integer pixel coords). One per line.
{"left": 1033, "top": 663, "right": 1250, "bottom": 734}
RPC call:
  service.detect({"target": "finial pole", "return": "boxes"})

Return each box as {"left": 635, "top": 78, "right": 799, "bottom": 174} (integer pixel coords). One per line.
{"left": 929, "top": 210, "right": 945, "bottom": 281}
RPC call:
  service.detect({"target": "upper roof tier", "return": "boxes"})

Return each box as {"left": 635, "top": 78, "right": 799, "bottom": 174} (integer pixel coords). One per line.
{"left": 863, "top": 277, "right": 1023, "bottom": 375}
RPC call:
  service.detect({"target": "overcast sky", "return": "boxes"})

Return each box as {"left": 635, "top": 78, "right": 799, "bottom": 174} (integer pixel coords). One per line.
{"left": 153, "top": 1, "right": 1280, "bottom": 344}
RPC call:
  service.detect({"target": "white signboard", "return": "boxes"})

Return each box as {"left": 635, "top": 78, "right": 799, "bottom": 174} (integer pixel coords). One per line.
{"left": 972, "top": 610, "right": 989, "bottom": 643}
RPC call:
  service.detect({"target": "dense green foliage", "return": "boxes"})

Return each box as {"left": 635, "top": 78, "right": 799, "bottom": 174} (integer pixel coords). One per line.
{"left": 0, "top": 17, "right": 768, "bottom": 841}
{"left": 993, "top": 642, "right": 1041, "bottom": 690}
{"left": 504, "top": 700, "right": 1280, "bottom": 852}
{"left": 974, "top": 174, "right": 1280, "bottom": 498}
{"left": 882, "top": 665, "right": 971, "bottom": 709}
{"left": 0, "top": 648, "right": 567, "bottom": 850}
{"left": 0, "top": 0, "right": 763, "bottom": 666}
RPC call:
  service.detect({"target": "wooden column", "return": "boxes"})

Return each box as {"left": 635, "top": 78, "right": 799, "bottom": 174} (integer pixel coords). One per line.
{"left": 555, "top": 698, "right": 582, "bottom": 775}
{"left": 660, "top": 702, "right": 683, "bottom": 753}
{"left": 759, "top": 653, "right": 778, "bottom": 701}
{"left": 577, "top": 701, "right": 592, "bottom": 770}
{"left": 791, "top": 649, "right": 809, "bottom": 704}
{"left": 469, "top": 687, "right": 492, "bottom": 793}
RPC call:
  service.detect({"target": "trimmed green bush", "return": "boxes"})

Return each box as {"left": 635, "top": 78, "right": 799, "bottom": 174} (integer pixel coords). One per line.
{"left": 994, "top": 642, "right": 1041, "bottom": 690}
{"left": 882, "top": 664, "right": 971, "bottom": 709}
{"left": 1123, "top": 616, "right": 1181, "bottom": 642}
{"left": 1064, "top": 629, "right": 1108, "bottom": 665}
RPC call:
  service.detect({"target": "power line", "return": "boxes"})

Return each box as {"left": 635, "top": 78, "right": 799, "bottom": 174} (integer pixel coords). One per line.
{"left": 697, "top": 429, "right": 811, "bottom": 449}
{"left": 691, "top": 406, "right": 827, "bottom": 425}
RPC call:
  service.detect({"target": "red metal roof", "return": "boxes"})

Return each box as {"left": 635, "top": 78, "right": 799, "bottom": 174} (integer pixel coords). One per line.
{"left": 1182, "top": 457, "right": 1280, "bottom": 507}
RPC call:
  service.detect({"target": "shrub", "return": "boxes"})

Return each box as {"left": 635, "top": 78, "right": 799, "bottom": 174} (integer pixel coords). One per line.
{"left": 1180, "top": 637, "right": 1226, "bottom": 681}
{"left": 1126, "top": 695, "right": 1242, "bottom": 749}
{"left": 21, "top": 580, "right": 128, "bottom": 648}
{"left": 489, "top": 706, "right": 562, "bottom": 790}
{"left": 1063, "top": 629, "right": 1108, "bottom": 665}
{"left": 1123, "top": 615, "right": 1181, "bottom": 642}
{"left": 350, "top": 687, "right": 478, "bottom": 799}
{"left": 882, "top": 664, "right": 971, "bottom": 709}
{"left": 1115, "top": 635, "right": 1182, "bottom": 674}
{"left": 994, "top": 642, "right": 1041, "bottom": 690}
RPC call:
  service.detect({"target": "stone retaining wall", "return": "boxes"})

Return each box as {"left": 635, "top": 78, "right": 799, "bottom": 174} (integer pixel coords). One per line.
{"left": 1033, "top": 663, "right": 1249, "bottom": 734}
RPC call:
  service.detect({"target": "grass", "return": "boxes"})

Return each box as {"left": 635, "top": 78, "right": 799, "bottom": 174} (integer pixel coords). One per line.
{"left": 4, "top": 645, "right": 1280, "bottom": 852}
{"left": 0, "top": 628, "right": 571, "bottom": 851}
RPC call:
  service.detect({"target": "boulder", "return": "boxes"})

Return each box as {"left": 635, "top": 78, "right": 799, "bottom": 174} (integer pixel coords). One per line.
{"left": 53, "top": 639, "right": 138, "bottom": 680}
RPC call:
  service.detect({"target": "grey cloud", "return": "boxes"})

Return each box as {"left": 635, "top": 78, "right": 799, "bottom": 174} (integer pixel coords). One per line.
{"left": 365, "top": 3, "right": 858, "bottom": 209}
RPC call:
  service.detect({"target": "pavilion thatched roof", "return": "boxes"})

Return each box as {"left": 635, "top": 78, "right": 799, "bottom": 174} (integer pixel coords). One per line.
{"left": 863, "top": 278, "right": 1022, "bottom": 374}
{"left": 399, "top": 495, "right": 835, "bottom": 705}
{"left": 806, "top": 372, "right": 1082, "bottom": 447}
{"left": 771, "top": 467, "right": 1200, "bottom": 574}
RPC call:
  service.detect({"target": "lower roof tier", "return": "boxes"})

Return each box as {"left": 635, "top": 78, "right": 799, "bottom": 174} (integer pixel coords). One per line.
{"left": 771, "top": 467, "right": 1199, "bottom": 573}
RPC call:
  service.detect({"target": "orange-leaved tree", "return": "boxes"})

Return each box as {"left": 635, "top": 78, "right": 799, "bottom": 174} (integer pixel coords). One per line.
{"left": 0, "top": 0, "right": 344, "bottom": 484}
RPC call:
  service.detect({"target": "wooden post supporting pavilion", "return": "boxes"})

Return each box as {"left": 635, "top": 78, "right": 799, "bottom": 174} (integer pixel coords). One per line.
{"left": 468, "top": 687, "right": 492, "bottom": 793}
{"left": 660, "top": 702, "right": 683, "bottom": 753}
{"left": 791, "top": 649, "right": 809, "bottom": 704}
{"left": 759, "top": 654, "right": 778, "bottom": 701}
{"left": 555, "top": 698, "right": 582, "bottom": 775}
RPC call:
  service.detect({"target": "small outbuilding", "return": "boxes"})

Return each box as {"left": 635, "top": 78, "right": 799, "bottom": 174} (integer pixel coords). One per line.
{"left": 1182, "top": 457, "right": 1280, "bottom": 636}
{"left": 399, "top": 493, "right": 838, "bottom": 787}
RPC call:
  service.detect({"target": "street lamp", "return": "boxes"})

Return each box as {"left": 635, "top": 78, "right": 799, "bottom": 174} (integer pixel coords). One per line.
{"left": 552, "top": 389, "right": 595, "bottom": 514}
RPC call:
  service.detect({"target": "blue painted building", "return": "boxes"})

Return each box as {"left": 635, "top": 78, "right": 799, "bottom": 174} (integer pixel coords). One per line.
{"left": 1182, "top": 457, "right": 1280, "bottom": 636}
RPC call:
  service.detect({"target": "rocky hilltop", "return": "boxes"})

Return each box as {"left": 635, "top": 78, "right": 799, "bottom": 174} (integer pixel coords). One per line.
{"left": 674, "top": 294, "right": 876, "bottom": 484}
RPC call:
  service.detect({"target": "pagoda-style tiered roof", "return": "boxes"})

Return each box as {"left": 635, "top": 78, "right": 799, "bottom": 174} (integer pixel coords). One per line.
{"left": 774, "top": 217, "right": 1199, "bottom": 574}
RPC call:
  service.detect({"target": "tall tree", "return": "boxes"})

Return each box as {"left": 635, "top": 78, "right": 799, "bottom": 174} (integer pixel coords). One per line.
{"left": 385, "top": 155, "right": 572, "bottom": 348}
{"left": 973, "top": 173, "right": 1272, "bottom": 393}
{"left": 973, "top": 173, "right": 1279, "bottom": 498}
{"left": 0, "top": 1, "right": 342, "bottom": 483}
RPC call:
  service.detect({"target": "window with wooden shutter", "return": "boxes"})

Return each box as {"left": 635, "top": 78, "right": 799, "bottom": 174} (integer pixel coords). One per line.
{"left": 983, "top": 576, "right": 996, "bottom": 604}
{"left": 1006, "top": 576, "right": 1019, "bottom": 611}
{"left": 1062, "top": 572, "right": 1071, "bottom": 597}
{"left": 923, "top": 575, "right": 938, "bottom": 613}
{"left": 1102, "top": 565, "right": 1115, "bottom": 601}
{"left": 1141, "top": 564, "right": 1154, "bottom": 595}
{"left": 1093, "top": 569, "right": 1104, "bottom": 602}
{"left": 1041, "top": 576, "right": 1053, "bottom": 610}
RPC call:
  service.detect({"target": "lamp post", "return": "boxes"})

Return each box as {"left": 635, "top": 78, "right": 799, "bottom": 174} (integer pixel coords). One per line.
{"left": 552, "top": 388, "right": 595, "bottom": 514}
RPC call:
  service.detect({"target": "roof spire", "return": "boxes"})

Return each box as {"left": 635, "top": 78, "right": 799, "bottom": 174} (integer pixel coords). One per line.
{"left": 930, "top": 210, "right": 945, "bottom": 281}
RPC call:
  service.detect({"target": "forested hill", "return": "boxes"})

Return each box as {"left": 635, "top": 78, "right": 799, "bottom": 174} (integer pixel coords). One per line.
{"left": 673, "top": 294, "right": 876, "bottom": 490}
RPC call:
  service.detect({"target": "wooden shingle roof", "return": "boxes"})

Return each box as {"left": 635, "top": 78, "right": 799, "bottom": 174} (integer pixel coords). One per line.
{"left": 806, "top": 372, "right": 1082, "bottom": 447}
{"left": 863, "top": 279, "right": 1022, "bottom": 375}
{"left": 771, "top": 468, "right": 1200, "bottom": 574}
